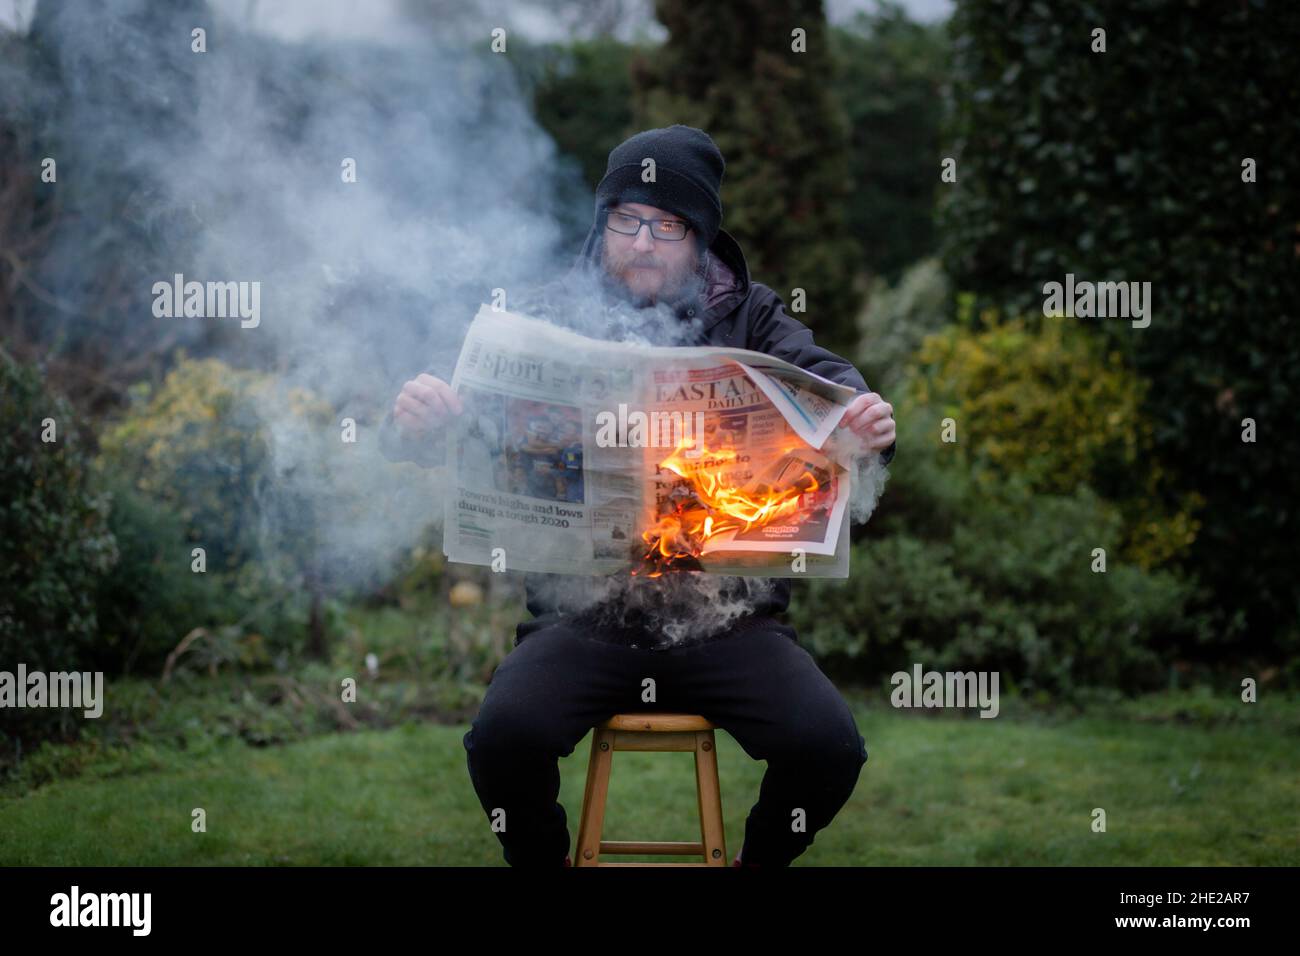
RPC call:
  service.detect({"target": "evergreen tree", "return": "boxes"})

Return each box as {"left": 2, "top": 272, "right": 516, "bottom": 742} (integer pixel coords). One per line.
{"left": 633, "top": 0, "right": 862, "bottom": 351}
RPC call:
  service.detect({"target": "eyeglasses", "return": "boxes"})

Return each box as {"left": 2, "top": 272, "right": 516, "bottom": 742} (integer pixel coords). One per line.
{"left": 604, "top": 210, "right": 691, "bottom": 241}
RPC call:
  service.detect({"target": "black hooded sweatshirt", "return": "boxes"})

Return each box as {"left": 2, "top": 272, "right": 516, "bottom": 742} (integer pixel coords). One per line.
{"left": 378, "top": 208, "right": 895, "bottom": 633}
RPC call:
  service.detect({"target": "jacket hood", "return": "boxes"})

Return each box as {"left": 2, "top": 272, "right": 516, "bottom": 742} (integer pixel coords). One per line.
{"left": 571, "top": 202, "right": 751, "bottom": 336}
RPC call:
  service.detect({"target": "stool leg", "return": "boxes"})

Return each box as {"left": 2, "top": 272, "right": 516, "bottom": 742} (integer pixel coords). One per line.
{"left": 574, "top": 728, "right": 615, "bottom": 866}
{"left": 694, "top": 729, "right": 727, "bottom": 866}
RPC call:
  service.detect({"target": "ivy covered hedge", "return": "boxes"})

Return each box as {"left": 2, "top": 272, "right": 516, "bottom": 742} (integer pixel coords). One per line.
{"left": 937, "top": 0, "right": 1300, "bottom": 652}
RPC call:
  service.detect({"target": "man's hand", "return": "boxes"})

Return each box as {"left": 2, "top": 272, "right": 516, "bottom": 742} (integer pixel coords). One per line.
{"left": 838, "top": 391, "right": 895, "bottom": 452}
{"left": 393, "top": 373, "right": 463, "bottom": 434}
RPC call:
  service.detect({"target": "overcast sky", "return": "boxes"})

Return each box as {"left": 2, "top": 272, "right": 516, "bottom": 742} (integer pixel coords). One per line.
{"left": 1, "top": 0, "right": 953, "bottom": 42}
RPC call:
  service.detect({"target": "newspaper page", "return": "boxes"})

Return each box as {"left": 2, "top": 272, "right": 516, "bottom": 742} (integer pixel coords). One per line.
{"left": 442, "top": 305, "right": 862, "bottom": 578}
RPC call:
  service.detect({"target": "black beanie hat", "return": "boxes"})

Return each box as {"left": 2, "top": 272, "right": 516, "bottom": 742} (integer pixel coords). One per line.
{"left": 594, "top": 125, "right": 725, "bottom": 249}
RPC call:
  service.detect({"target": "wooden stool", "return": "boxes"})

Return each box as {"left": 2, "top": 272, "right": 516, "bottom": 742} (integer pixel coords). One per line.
{"left": 573, "top": 712, "right": 727, "bottom": 867}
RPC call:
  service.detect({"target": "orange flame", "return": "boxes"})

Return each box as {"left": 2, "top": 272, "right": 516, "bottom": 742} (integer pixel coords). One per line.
{"left": 633, "top": 433, "right": 822, "bottom": 577}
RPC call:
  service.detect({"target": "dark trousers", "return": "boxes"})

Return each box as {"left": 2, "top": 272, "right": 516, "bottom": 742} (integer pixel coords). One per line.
{"left": 462, "top": 613, "right": 869, "bottom": 866}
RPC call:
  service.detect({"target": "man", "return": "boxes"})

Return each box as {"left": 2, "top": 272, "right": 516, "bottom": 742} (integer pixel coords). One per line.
{"left": 379, "top": 125, "right": 896, "bottom": 867}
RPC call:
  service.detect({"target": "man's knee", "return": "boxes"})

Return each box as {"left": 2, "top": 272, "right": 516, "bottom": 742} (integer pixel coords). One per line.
{"left": 767, "top": 712, "right": 868, "bottom": 781}
{"left": 806, "top": 730, "right": 869, "bottom": 785}
{"left": 465, "top": 689, "right": 567, "bottom": 763}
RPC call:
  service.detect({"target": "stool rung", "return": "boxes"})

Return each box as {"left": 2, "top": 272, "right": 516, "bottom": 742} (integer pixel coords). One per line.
{"left": 600, "top": 840, "right": 704, "bottom": 855}
{"left": 611, "top": 731, "right": 698, "bottom": 752}
{"left": 590, "top": 862, "right": 713, "bottom": 867}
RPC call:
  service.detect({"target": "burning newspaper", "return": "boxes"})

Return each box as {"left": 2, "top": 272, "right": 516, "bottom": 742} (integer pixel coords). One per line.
{"left": 441, "top": 306, "right": 864, "bottom": 577}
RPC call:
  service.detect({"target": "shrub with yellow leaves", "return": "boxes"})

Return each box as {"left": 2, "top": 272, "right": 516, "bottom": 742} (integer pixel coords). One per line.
{"left": 908, "top": 316, "right": 1203, "bottom": 569}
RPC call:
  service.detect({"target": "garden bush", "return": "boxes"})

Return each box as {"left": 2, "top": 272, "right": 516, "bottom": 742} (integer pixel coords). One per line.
{"left": 0, "top": 350, "right": 117, "bottom": 669}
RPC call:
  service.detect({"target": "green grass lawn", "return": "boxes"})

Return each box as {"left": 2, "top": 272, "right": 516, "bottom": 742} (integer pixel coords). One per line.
{"left": 3, "top": 690, "right": 1296, "bottom": 866}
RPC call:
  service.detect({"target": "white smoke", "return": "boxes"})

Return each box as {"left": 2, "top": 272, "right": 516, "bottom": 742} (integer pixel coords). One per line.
{"left": 12, "top": 0, "right": 887, "bottom": 641}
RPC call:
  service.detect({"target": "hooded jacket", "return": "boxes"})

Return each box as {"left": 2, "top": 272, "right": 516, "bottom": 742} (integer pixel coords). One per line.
{"left": 378, "top": 207, "right": 895, "bottom": 629}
